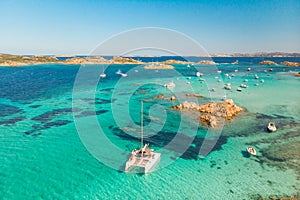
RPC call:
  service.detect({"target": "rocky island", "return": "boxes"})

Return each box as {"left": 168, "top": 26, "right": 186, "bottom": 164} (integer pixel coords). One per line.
{"left": 172, "top": 99, "right": 243, "bottom": 128}
{"left": 0, "top": 54, "right": 59, "bottom": 67}
{"left": 144, "top": 63, "right": 174, "bottom": 69}
{"left": 198, "top": 60, "right": 217, "bottom": 65}
{"left": 259, "top": 60, "right": 277, "bottom": 65}
{"left": 110, "top": 56, "right": 144, "bottom": 64}
{"left": 280, "top": 61, "right": 300, "bottom": 67}
{"left": 0, "top": 54, "right": 144, "bottom": 66}
{"left": 163, "top": 59, "right": 191, "bottom": 64}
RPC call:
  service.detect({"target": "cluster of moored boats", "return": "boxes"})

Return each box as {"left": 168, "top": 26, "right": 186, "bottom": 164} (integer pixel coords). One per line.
{"left": 104, "top": 64, "right": 278, "bottom": 172}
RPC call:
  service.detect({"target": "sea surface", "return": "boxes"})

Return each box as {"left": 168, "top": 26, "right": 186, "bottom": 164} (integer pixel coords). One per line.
{"left": 0, "top": 57, "right": 300, "bottom": 199}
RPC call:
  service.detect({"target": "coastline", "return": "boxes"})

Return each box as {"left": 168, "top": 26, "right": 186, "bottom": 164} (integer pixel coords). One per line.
{"left": 1, "top": 53, "right": 300, "bottom": 67}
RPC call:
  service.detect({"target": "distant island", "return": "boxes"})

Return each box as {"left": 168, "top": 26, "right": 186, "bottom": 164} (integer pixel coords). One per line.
{"left": 207, "top": 52, "right": 300, "bottom": 57}
{"left": 0, "top": 53, "right": 300, "bottom": 67}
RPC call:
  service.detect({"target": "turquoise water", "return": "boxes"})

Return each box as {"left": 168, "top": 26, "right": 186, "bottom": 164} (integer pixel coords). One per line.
{"left": 0, "top": 61, "right": 299, "bottom": 199}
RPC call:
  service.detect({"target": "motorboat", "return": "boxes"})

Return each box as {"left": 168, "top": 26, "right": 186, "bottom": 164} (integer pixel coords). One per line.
{"left": 164, "top": 81, "right": 175, "bottom": 88}
{"left": 224, "top": 83, "right": 231, "bottom": 90}
{"left": 240, "top": 84, "right": 248, "bottom": 88}
{"left": 196, "top": 72, "right": 203, "bottom": 77}
{"left": 267, "top": 122, "right": 277, "bottom": 132}
{"left": 247, "top": 147, "right": 256, "bottom": 156}
{"left": 99, "top": 72, "right": 106, "bottom": 78}
{"left": 116, "top": 69, "right": 127, "bottom": 77}
{"left": 121, "top": 73, "right": 128, "bottom": 77}
{"left": 237, "top": 87, "right": 242, "bottom": 92}
{"left": 224, "top": 85, "right": 231, "bottom": 90}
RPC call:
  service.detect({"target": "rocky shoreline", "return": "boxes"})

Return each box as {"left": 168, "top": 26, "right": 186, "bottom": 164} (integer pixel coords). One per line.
{"left": 1, "top": 53, "right": 300, "bottom": 67}
{"left": 172, "top": 99, "right": 243, "bottom": 128}
{"left": 259, "top": 60, "right": 300, "bottom": 67}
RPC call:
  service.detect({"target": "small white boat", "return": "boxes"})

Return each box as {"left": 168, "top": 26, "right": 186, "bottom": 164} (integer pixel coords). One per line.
{"left": 196, "top": 72, "right": 203, "bottom": 77}
{"left": 240, "top": 84, "right": 248, "bottom": 88}
{"left": 255, "top": 83, "right": 259, "bottom": 86}
{"left": 247, "top": 67, "right": 251, "bottom": 71}
{"left": 244, "top": 79, "right": 248, "bottom": 82}
{"left": 254, "top": 74, "right": 259, "bottom": 79}
{"left": 164, "top": 81, "right": 175, "bottom": 88}
{"left": 247, "top": 147, "right": 256, "bottom": 156}
{"left": 116, "top": 69, "right": 122, "bottom": 74}
{"left": 116, "top": 69, "right": 127, "bottom": 77}
{"left": 224, "top": 85, "right": 231, "bottom": 90}
{"left": 187, "top": 64, "right": 190, "bottom": 68}
{"left": 234, "top": 69, "right": 238, "bottom": 72}
{"left": 267, "top": 122, "right": 277, "bottom": 132}
{"left": 187, "top": 77, "right": 191, "bottom": 80}
{"left": 217, "top": 70, "right": 222, "bottom": 74}
{"left": 237, "top": 87, "right": 242, "bottom": 92}
{"left": 269, "top": 68, "right": 273, "bottom": 72}
{"left": 260, "top": 79, "right": 264, "bottom": 83}
{"left": 99, "top": 72, "right": 106, "bottom": 78}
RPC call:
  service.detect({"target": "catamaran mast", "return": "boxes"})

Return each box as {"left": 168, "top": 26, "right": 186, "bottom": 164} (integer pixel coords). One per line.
{"left": 140, "top": 100, "right": 143, "bottom": 149}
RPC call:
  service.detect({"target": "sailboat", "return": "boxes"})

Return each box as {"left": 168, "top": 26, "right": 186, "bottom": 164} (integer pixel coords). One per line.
{"left": 125, "top": 101, "right": 161, "bottom": 173}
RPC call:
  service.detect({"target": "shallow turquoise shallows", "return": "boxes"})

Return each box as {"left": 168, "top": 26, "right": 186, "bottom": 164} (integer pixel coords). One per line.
{"left": 0, "top": 59, "right": 299, "bottom": 199}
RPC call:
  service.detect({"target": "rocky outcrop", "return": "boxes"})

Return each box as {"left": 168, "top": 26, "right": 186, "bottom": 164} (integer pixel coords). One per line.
{"left": 185, "top": 94, "right": 204, "bottom": 98}
{"left": 294, "top": 72, "right": 300, "bottom": 77}
{"left": 172, "top": 99, "right": 243, "bottom": 128}
{"left": 63, "top": 56, "right": 109, "bottom": 64}
{"left": 111, "top": 56, "right": 143, "bottom": 64}
{"left": 198, "top": 60, "right": 216, "bottom": 65}
{"left": 163, "top": 60, "right": 191, "bottom": 64}
{"left": 156, "top": 94, "right": 164, "bottom": 99}
{"left": 259, "top": 60, "right": 277, "bottom": 65}
{"left": 144, "top": 63, "right": 174, "bottom": 69}
{"left": 280, "top": 61, "right": 300, "bottom": 67}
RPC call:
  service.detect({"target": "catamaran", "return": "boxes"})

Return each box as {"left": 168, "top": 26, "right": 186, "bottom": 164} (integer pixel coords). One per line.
{"left": 125, "top": 101, "right": 161, "bottom": 173}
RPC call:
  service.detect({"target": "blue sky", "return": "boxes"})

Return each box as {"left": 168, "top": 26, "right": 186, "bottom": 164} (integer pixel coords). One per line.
{"left": 0, "top": 0, "right": 299, "bottom": 55}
